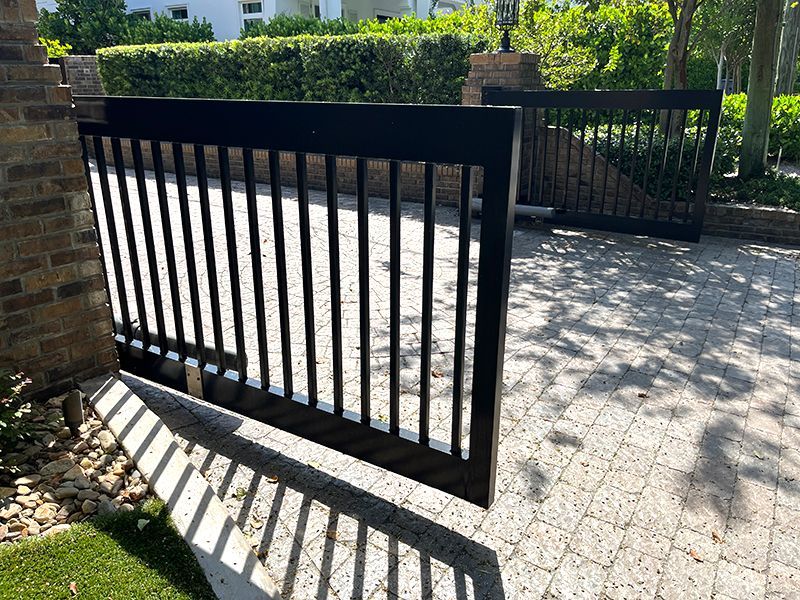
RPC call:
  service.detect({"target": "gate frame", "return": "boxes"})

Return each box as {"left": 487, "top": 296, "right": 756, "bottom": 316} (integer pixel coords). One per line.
{"left": 76, "top": 96, "right": 522, "bottom": 508}
{"left": 484, "top": 88, "right": 723, "bottom": 243}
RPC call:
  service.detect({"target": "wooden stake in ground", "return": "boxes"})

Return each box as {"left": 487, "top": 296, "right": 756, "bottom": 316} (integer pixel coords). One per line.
{"left": 739, "top": 0, "right": 784, "bottom": 179}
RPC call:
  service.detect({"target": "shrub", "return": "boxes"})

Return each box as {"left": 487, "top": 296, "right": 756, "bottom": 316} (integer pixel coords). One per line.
{"left": 714, "top": 93, "right": 800, "bottom": 171}
{"left": 125, "top": 13, "right": 214, "bottom": 45}
{"left": 240, "top": 14, "right": 358, "bottom": 39}
{"left": 39, "top": 37, "right": 72, "bottom": 58}
{"left": 709, "top": 173, "right": 800, "bottom": 212}
{"left": 38, "top": 0, "right": 130, "bottom": 54}
{"left": 97, "top": 33, "right": 487, "bottom": 104}
{"left": 0, "top": 370, "right": 32, "bottom": 470}
{"left": 38, "top": 0, "right": 215, "bottom": 54}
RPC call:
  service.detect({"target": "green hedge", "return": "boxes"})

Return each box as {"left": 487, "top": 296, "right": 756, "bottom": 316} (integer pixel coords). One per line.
{"left": 239, "top": 14, "right": 358, "bottom": 39}
{"left": 97, "top": 33, "right": 487, "bottom": 104}
{"left": 715, "top": 93, "right": 800, "bottom": 170}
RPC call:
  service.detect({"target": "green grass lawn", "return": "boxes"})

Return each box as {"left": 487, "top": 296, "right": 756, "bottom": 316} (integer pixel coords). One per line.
{"left": 0, "top": 499, "right": 217, "bottom": 600}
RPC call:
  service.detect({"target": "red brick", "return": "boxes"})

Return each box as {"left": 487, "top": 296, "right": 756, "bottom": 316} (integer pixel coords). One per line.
{"left": 49, "top": 245, "right": 99, "bottom": 267}
{"left": 23, "top": 103, "right": 72, "bottom": 122}
{"left": 23, "top": 350, "right": 70, "bottom": 375}
{"left": 32, "top": 296, "right": 82, "bottom": 321}
{"left": 0, "top": 85, "right": 45, "bottom": 104}
{"left": 17, "top": 233, "right": 71, "bottom": 257}
{"left": 0, "top": 279, "right": 23, "bottom": 297}
{"left": 8, "top": 196, "right": 64, "bottom": 217}
{"left": 0, "top": 255, "right": 47, "bottom": 279}
{"left": 3, "top": 289, "right": 54, "bottom": 313}
{"left": 35, "top": 176, "right": 86, "bottom": 197}
{"left": 45, "top": 85, "right": 72, "bottom": 105}
{"left": 7, "top": 160, "right": 61, "bottom": 182}
{"left": 31, "top": 141, "right": 79, "bottom": 161}
{"left": 56, "top": 274, "right": 105, "bottom": 299}
{"left": 46, "top": 356, "right": 96, "bottom": 384}
{"left": 1, "top": 123, "right": 48, "bottom": 143}
{"left": 9, "top": 321, "right": 62, "bottom": 346}
{"left": 21, "top": 265, "right": 76, "bottom": 292}
{"left": 40, "top": 330, "right": 80, "bottom": 353}
{"left": 0, "top": 219, "right": 40, "bottom": 239}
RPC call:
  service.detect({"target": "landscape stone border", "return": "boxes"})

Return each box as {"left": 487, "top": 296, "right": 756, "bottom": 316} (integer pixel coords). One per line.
{"left": 81, "top": 375, "right": 282, "bottom": 600}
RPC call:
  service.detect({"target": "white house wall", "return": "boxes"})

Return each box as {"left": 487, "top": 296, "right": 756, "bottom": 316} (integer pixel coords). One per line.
{"left": 35, "top": 0, "right": 464, "bottom": 42}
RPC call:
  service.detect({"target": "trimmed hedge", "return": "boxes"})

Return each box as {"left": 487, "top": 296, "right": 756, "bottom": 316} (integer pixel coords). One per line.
{"left": 239, "top": 14, "right": 358, "bottom": 39}
{"left": 97, "top": 33, "right": 487, "bottom": 104}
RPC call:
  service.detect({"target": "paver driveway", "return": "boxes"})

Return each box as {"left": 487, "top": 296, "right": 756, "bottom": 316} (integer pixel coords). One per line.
{"left": 93, "top": 164, "right": 800, "bottom": 599}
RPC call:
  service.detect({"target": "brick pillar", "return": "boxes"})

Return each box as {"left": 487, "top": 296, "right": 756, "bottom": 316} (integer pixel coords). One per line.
{"left": 0, "top": 0, "right": 118, "bottom": 397}
{"left": 461, "top": 52, "right": 541, "bottom": 201}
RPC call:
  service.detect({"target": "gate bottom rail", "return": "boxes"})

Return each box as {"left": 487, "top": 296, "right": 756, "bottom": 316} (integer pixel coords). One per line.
{"left": 117, "top": 337, "right": 474, "bottom": 501}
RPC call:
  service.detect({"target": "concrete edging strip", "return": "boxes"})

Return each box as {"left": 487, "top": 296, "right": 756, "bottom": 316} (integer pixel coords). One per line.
{"left": 81, "top": 375, "right": 281, "bottom": 600}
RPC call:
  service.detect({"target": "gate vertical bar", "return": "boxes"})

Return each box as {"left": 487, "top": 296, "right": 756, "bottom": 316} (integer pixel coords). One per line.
{"left": 389, "top": 160, "right": 401, "bottom": 435}
{"left": 296, "top": 152, "right": 318, "bottom": 404}
{"left": 325, "top": 155, "right": 344, "bottom": 415}
{"left": 451, "top": 165, "right": 472, "bottom": 456}
{"left": 218, "top": 146, "right": 248, "bottom": 380}
{"left": 110, "top": 137, "right": 150, "bottom": 346}
{"left": 244, "top": 148, "right": 270, "bottom": 388}
{"left": 419, "top": 163, "right": 436, "bottom": 445}
{"left": 195, "top": 145, "right": 225, "bottom": 372}
{"left": 130, "top": 140, "right": 167, "bottom": 353}
{"left": 268, "top": 150, "right": 292, "bottom": 395}
{"left": 80, "top": 136, "right": 113, "bottom": 331}
{"left": 356, "top": 158, "right": 371, "bottom": 423}
{"left": 172, "top": 143, "right": 205, "bottom": 363}
{"left": 151, "top": 142, "right": 185, "bottom": 357}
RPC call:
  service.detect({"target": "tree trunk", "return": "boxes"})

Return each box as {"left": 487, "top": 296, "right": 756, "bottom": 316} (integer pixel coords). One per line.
{"left": 739, "top": 0, "right": 783, "bottom": 180}
{"left": 663, "top": 1, "right": 697, "bottom": 91}
{"left": 663, "top": 1, "right": 698, "bottom": 135}
{"left": 733, "top": 61, "right": 743, "bottom": 92}
{"left": 776, "top": 0, "right": 800, "bottom": 94}
{"left": 716, "top": 44, "right": 726, "bottom": 89}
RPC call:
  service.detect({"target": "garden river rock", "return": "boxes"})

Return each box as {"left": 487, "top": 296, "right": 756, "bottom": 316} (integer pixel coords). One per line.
{"left": 0, "top": 393, "right": 152, "bottom": 543}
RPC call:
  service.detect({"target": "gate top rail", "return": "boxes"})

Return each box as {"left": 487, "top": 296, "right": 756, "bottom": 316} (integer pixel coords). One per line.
{"left": 483, "top": 88, "right": 724, "bottom": 112}
{"left": 75, "top": 95, "right": 521, "bottom": 168}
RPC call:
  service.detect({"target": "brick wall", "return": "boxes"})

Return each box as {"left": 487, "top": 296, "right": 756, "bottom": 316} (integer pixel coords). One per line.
{"left": 533, "top": 125, "right": 659, "bottom": 215}
{"left": 0, "top": 0, "right": 118, "bottom": 397}
{"left": 462, "top": 52, "right": 540, "bottom": 200}
{"left": 58, "top": 55, "right": 105, "bottom": 95}
{"left": 703, "top": 203, "right": 800, "bottom": 246}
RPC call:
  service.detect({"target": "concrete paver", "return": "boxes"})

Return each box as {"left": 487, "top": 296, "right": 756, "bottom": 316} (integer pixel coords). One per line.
{"left": 95, "top": 164, "right": 800, "bottom": 599}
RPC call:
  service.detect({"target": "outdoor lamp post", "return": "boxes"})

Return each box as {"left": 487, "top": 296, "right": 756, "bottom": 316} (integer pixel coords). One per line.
{"left": 495, "top": 0, "right": 520, "bottom": 53}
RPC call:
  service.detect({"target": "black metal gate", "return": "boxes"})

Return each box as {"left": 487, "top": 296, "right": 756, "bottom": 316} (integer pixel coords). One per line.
{"left": 484, "top": 89, "right": 723, "bottom": 242}
{"left": 76, "top": 96, "right": 521, "bottom": 507}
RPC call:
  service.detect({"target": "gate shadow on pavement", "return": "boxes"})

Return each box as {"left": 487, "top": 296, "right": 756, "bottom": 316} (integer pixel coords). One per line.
{"left": 124, "top": 374, "right": 506, "bottom": 600}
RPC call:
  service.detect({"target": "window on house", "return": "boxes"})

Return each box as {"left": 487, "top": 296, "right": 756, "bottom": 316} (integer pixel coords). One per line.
{"left": 241, "top": 1, "right": 264, "bottom": 30}
{"left": 130, "top": 9, "right": 151, "bottom": 20}
{"left": 299, "top": 0, "right": 321, "bottom": 19}
{"left": 168, "top": 6, "right": 188, "bottom": 20}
